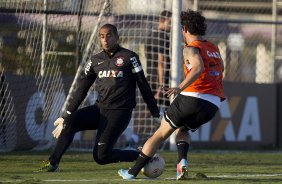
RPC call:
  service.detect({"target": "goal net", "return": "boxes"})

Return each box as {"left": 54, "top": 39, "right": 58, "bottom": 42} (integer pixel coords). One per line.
{"left": 0, "top": 0, "right": 182, "bottom": 151}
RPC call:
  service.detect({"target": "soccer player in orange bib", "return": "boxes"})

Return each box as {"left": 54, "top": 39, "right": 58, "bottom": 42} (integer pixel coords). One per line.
{"left": 118, "top": 9, "right": 225, "bottom": 180}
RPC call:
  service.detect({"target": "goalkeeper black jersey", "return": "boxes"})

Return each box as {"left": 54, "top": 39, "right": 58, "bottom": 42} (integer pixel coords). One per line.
{"left": 64, "top": 45, "right": 159, "bottom": 117}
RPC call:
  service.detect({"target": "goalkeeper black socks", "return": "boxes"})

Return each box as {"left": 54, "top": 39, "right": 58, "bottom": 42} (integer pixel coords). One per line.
{"left": 128, "top": 152, "right": 151, "bottom": 176}
{"left": 176, "top": 141, "right": 189, "bottom": 162}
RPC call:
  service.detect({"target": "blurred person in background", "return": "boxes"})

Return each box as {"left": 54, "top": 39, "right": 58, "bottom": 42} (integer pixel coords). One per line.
{"left": 145, "top": 10, "right": 172, "bottom": 113}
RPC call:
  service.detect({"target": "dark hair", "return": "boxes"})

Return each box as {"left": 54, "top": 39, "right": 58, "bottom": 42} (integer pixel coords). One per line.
{"left": 100, "top": 23, "right": 118, "bottom": 37}
{"left": 161, "top": 10, "right": 172, "bottom": 18}
{"left": 181, "top": 9, "right": 206, "bottom": 36}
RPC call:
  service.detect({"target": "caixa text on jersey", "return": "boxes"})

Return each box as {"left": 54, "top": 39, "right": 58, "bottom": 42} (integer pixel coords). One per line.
{"left": 98, "top": 70, "right": 123, "bottom": 78}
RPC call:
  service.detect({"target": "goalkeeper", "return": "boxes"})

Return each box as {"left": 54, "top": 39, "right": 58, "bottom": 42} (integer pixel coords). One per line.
{"left": 118, "top": 9, "right": 225, "bottom": 180}
{"left": 39, "top": 24, "right": 160, "bottom": 172}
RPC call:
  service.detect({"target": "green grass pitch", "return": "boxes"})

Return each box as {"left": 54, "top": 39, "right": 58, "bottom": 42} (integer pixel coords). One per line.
{"left": 0, "top": 150, "right": 282, "bottom": 183}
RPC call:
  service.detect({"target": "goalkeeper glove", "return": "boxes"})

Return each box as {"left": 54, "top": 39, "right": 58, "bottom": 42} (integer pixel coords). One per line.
{"left": 52, "top": 117, "right": 64, "bottom": 139}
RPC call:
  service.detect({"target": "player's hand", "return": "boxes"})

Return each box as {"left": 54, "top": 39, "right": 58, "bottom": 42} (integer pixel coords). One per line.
{"left": 154, "top": 86, "right": 163, "bottom": 99}
{"left": 52, "top": 117, "right": 64, "bottom": 139}
{"left": 153, "top": 112, "right": 163, "bottom": 126}
{"left": 164, "top": 87, "right": 181, "bottom": 98}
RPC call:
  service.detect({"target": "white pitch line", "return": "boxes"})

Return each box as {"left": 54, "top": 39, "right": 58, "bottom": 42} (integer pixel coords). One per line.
{"left": 209, "top": 173, "right": 282, "bottom": 178}
{"left": 1, "top": 174, "right": 282, "bottom": 183}
{"left": 44, "top": 179, "right": 121, "bottom": 182}
{"left": 43, "top": 174, "right": 282, "bottom": 182}
{"left": 46, "top": 173, "right": 282, "bottom": 181}
{"left": 44, "top": 179, "right": 157, "bottom": 182}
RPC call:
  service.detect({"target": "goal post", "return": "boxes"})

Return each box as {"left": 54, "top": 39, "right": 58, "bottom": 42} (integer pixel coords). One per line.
{"left": 169, "top": 0, "right": 182, "bottom": 151}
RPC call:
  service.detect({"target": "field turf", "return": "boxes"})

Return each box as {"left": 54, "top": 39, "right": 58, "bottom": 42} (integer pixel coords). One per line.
{"left": 0, "top": 150, "right": 282, "bottom": 183}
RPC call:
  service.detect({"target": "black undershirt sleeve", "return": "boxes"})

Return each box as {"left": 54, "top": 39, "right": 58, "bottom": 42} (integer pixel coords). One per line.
{"left": 63, "top": 62, "right": 97, "bottom": 118}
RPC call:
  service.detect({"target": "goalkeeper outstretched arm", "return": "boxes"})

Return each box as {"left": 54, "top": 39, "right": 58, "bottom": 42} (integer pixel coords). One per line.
{"left": 62, "top": 69, "right": 97, "bottom": 118}
{"left": 53, "top": 68, "right": 97, "bottom": 139}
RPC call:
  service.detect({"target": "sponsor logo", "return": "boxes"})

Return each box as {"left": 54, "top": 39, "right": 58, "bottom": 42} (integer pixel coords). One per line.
{"left": 98, "top": 142, "right": 106, "bottom": 146}
{"left": 115, "top": 57, "right": 124, "bottom": 66}
{"left": 130, "top": 56, "right": 139, "bottom": 67}
{"left": 84, "top": 60, "right": 92, "bottom": 75}
{"left": 98, "top": 61, "right": 104, "bottom": 65}
{"left": 209, "top": 71, "right": 220, "bottom": 76}
{"left": 207, "top": 50, "right": 221, "bottom": 59}
{"left": 98, "top": 70, "right": 123, "bottom": 78}
{"left": 130, "top": 56, "right": 142, "bottom": 73}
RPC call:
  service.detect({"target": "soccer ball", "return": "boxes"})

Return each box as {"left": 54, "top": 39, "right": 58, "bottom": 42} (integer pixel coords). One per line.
{"left": 141, "top": 154, "right": 165, "bottom": 178}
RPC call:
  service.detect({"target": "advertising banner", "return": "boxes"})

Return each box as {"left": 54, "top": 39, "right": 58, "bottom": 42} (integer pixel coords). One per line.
{"left": 0, "top": 75, "right": 279, "bottom": 150}
{"left": 190, "top": 82, "right": 277, "bottom": 149}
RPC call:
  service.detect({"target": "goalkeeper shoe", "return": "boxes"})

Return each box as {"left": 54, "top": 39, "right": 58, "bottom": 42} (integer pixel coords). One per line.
{"left": 176, "top": 159, "right": 188, "bottom": 180}
{"left": 118, "top": 169, "right": 136, "bottom": 180}
{"left": 38, "top": 161, "right": 59, "bottom": 172}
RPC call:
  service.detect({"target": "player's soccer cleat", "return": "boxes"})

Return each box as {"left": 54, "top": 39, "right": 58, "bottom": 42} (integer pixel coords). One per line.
{"left": 176, "top": 159, "right": 188, "bottom": 180}
{"left": 118, "top": 169, "right": 136, "bottom": 179}
{"left": 38, "top": 160, "right": 59, "bottom": 172}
